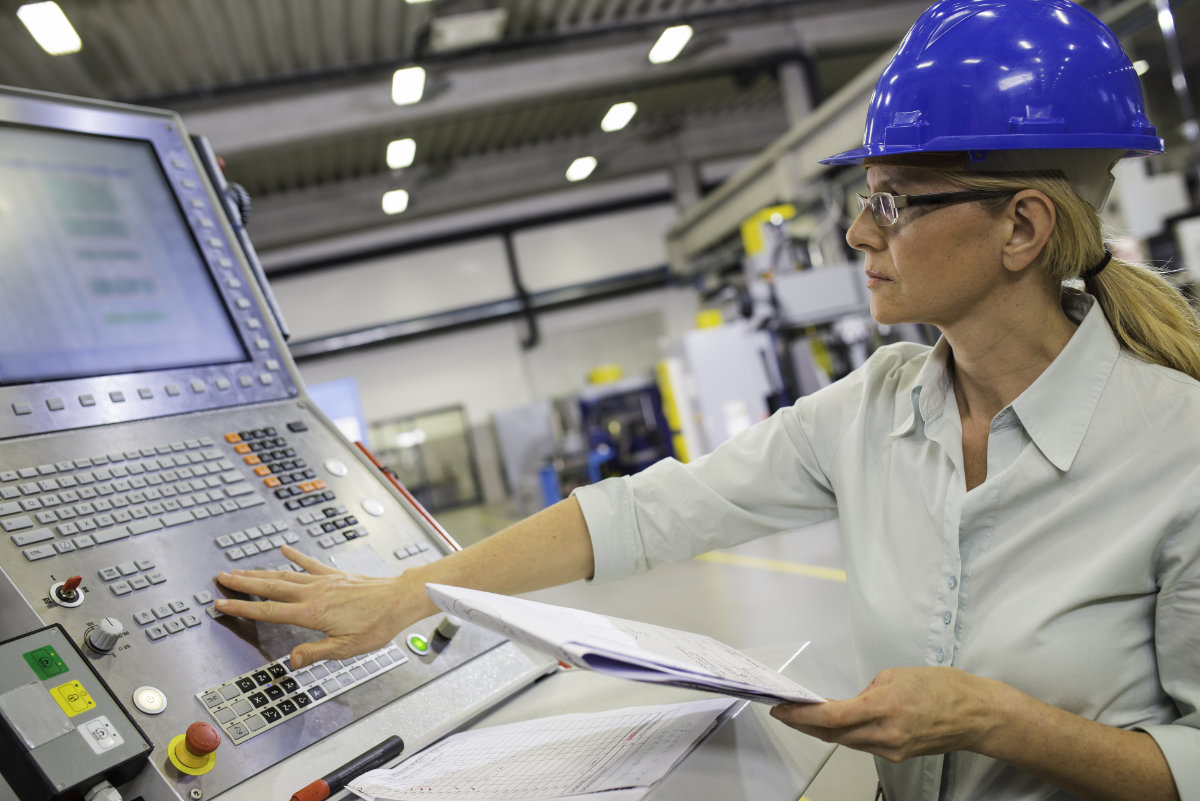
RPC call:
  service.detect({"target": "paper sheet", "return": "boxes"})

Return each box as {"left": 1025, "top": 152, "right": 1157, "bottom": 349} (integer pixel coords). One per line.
{"left": 427, "top": 584, "right": 824, "bottom": 705}
{"left": 346, "top": 698, "right": 735, "bottom": 801}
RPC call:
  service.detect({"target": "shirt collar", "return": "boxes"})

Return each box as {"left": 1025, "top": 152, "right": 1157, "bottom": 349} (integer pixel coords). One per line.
{"left": 890, "top": 293, "right": 1120, "bottom": 472}
{"left": 889, "top": 336, "right": 954, "bottom": 438}
{"left": 1010, "top": 293, "right": 1119, "bottom": 471}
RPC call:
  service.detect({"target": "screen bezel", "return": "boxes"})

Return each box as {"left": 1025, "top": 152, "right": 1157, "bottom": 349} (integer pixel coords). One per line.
{"left": 0, "top": 120, "right": 251, "bottom": 387}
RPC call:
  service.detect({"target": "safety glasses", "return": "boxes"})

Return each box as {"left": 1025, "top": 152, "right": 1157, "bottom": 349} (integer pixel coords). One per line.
{"left": 856, "top": 190, "right": 1016, "bottom": 227}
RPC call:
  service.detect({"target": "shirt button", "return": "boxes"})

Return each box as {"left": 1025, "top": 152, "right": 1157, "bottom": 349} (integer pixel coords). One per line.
{"left": 936, "top": 648, "right": 946, "bottom": 663}
{"left": 943, "top": 611, "right": 952, "bottom": 625}
{"left": 948, "top": 576, "right": 958, "bottom": 590}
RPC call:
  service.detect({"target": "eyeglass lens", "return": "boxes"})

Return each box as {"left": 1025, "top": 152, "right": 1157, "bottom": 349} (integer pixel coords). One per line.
{"left": 856, "top": 193, "right": 898, "bottom": 226}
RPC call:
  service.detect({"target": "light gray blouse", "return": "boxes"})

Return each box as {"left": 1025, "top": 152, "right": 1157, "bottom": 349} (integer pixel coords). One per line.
{"left": 576, "top": 294, "right": 1200, "bottom": 801}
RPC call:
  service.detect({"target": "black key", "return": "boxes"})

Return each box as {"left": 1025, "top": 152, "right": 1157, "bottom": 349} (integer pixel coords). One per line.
{"left": 252, "top": 670, "right": 271, "bottom": 686}
{"left": 278, "top": 699, "right": 298, "bottom": 716}
{"left": 280, "top": 677, "right": 298, "bottom": 693}
{"left": 265, "top": 685, "right": 284, "bottom": 700}
{"left": 236, "top": 677, "right": 256, "bottom": 694}
{"left": 261, "top": 707, "right": 282, "bottom": 723}
{"left": 267, "top": 663, "right": 287, "bottom": 678}
{"left": 294, "top": 692, "right": 312, "bottom": 708}
{"left": 249, "top": 692, "right": 269, "bottom": 708}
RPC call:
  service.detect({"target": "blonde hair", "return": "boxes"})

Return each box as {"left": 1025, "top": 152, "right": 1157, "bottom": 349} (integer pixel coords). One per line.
{"left": 942, "top": 169, "right": 1200, "bottom": 381}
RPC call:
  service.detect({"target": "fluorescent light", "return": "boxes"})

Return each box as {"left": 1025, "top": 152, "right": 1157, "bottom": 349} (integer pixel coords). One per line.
{"left": 601, "top": 102, "right": 638, "bottom": 132}
{"left": 382, "top": 189, "right": 410, "bottom": 215}
{"left": 405, "top": 0, "right": 434, "bottom": 4}
{"left": 566, "top": 156, "right": 597, "bottom": 182}
{"left": 649, "top": 24, "right": 692, "bottom": 64}
{"left": 386, "top": 138, "right": 416, "bottom": 169}
{"left": 392, "top": 66, "right": 426, "bottom": 106}
{"left": 1132, "top": 59, "right": 1150, "bottom": 76}
{"left": 17, "top": 2, "right": 81, "bottom": 55}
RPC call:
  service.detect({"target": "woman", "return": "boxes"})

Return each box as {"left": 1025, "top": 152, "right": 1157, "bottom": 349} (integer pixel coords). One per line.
{"left": 216, "top": 1, "right": 1200, "bottom": 798}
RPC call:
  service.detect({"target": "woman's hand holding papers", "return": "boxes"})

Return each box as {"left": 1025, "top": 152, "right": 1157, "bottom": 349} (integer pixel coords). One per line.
{"left": 769, "top": 667, "right": 1180, "bottom": 801}
{"left": 769, "top": 667, "right": 1000, "bottom": 762}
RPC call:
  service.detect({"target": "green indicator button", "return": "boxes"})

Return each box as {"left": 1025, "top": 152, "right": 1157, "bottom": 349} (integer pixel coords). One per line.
{"left": 406, "top": 634, "right": 430, "bottom": 656}
{"left": 24, "top": 645, "right": 69, "bottom": 680}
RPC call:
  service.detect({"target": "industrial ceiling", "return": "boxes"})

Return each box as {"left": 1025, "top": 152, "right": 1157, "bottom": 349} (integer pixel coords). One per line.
{"left": 1, "top": 0, "right": 1196, "bottom": 275}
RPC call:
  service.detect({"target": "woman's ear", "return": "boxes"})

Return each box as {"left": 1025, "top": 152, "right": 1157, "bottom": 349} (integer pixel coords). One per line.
{"left": 1001, "top": 189, "right": 1055, "bottom": 273}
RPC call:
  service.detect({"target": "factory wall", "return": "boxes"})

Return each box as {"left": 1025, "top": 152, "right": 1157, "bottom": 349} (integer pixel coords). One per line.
{"left": 269, "top": 202, "right": 701, "bottom": 504}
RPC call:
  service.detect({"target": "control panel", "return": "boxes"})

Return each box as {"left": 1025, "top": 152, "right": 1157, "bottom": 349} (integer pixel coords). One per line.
{"left": 0, "top": 84, "right": 555, "bottom": 801}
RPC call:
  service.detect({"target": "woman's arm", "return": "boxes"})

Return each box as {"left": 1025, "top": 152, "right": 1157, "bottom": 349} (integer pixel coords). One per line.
{"left": 213, "top": 495, "right": 594, "bottom": 669}
{"left": 770, "top": 667, "right": 1180, "bottom": 801}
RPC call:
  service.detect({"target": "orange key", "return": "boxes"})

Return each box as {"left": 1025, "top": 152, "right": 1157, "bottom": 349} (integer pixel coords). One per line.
{"left": 244, "top": 454, "right": 261, "bottom": 465}
{"left": 253, "top": 465, "right": 271, "bottom": 476}
{"left": 234, "top": 443, "right": 251, "bottom": 454}
{"left": 224, "top": 433, "right": 242, "bottom": 443}
{"left": 264, "top": 477, "right": 282, "bottom": 488}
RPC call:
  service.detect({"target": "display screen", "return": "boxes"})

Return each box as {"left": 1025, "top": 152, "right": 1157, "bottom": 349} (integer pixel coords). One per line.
{"left": 0, "top": 125, "right": 247, "bottom": 385}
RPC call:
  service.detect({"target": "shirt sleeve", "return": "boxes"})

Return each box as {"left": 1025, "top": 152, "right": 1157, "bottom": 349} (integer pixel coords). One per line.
{"left": 574, "top": 354, "right": 885, "bottom": 583}
{"left": 1141, "top": 490, "right": 1200, "bottom": 801}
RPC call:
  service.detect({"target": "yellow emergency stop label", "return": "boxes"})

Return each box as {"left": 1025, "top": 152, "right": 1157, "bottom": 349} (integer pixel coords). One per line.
{"left": 51, "top": 680, "right": 95, "bottom": 717}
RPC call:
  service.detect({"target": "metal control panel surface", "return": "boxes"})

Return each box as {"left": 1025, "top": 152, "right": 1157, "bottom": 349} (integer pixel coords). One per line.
{"left": 0, "top": 401, "right": 530, "bottom": 800}
{"left": 0, "top": 85, "right": 555, "bottom": 801}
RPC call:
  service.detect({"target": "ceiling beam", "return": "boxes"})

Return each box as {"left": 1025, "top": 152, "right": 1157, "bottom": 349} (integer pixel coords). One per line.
{"left": 247, "top": 103, "right": 786, "bottom": 258}
{"left": 180, "top": 3, "right": 924, "bottom": 156}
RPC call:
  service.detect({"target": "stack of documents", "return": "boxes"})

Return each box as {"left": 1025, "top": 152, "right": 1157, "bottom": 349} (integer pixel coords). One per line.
{"left": 348, "top": 699, "right": 734, "bottom": 801}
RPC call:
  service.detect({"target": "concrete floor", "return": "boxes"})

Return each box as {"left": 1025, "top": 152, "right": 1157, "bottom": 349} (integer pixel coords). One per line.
{"left": 437, "top": 503, "right": 880, "bottom": 801}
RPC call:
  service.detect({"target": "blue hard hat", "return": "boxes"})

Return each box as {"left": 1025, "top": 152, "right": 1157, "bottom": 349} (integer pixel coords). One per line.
{"left": 821, "top": 0, "right": 1164, "bottom": 165}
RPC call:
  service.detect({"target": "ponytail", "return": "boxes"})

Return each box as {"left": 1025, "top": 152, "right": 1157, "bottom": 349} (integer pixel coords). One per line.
{"left": 942, "top": 169, "right": 1200, "bottom": 381}
{"left": 1085, "top": 257, "right": 1200, "bottom": 380}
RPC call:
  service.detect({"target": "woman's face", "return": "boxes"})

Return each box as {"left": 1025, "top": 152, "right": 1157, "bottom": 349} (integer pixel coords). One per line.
{"left": 847, "top": 164, "right": 1008, "bottom": 330}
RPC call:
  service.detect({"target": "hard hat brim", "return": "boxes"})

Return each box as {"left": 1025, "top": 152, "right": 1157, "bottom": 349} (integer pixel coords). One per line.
{"left": 821, "top": 134, "right": 1165, "bottom": 166}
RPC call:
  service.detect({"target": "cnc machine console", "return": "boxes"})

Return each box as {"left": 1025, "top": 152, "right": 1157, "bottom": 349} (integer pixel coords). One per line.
{"left": 0, "top": 86, "right": 553, "bottom": 801}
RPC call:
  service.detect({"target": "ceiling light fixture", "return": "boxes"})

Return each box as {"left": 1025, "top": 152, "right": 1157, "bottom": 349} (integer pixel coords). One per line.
{"left": 382, "top": 189, "right": 410, "bottom": 215}
{"left": 17, "top": 1, "right": 82, "bottom": 55}
{"left": 566, "top": 157, "right": 597, "bottom": 182}
{"left": 601, "top": 102, "right": 638, "bottom": 132}
{"left": 648, "top": 24, "right": 692, "bottom": 64}
{"left": 392, "top": 66, "right": 426, "bottom": 106}
{"left": 386, "top": 138, "right": 417, "bottom": 169}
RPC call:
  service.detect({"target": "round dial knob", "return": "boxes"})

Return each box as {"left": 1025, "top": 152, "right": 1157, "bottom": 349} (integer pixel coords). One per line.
{"left": 86, "top": 617, "right": 125, "bottom": 653}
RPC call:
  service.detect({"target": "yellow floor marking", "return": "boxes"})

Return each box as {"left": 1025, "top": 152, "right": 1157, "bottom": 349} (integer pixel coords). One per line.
{"left": 696, "top": 551, "right": 847, "bottom": 583}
